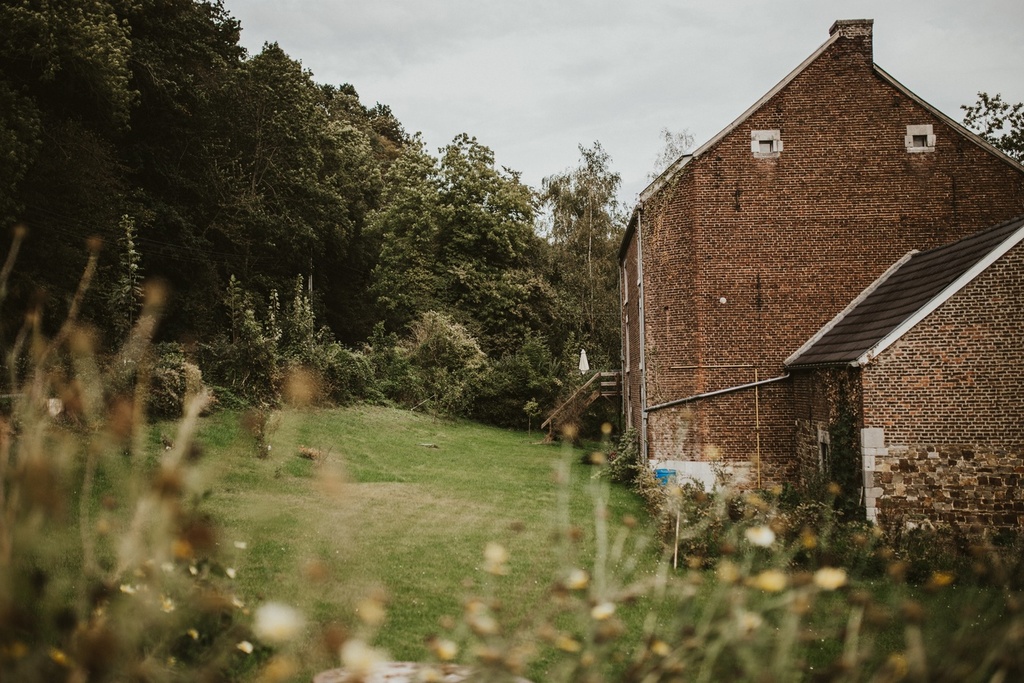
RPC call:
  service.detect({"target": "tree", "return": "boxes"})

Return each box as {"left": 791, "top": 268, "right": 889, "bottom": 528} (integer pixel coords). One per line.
{"left": 962, "top": 92, "right": 1024, "bottom": 162}
{"left": 540, "top": 142, "right": 626, "bottom": 368}
{"left": 370, "top": 134, "right": 552, "bottom": 355}
{"left": 649, "top": 127, "right": 695, "bottom": 179}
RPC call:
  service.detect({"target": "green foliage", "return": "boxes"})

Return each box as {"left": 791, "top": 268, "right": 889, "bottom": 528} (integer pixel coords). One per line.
{"left": 148, "top": 342, "right": 205, "bottom": 419}
{"left": 540, "top": 142, "right": 626, "bottom": 365}
{"left": 963, "top": 91, "right": 1024, "bottom": 161}
{"left": 403, "top": 310, "right": 486, "bottom": 417}
{"left": 108, "top": 214, "right": 143, "bottom": 340}
{"left": 469, "top": 335, "right": 561, "bottom": 429}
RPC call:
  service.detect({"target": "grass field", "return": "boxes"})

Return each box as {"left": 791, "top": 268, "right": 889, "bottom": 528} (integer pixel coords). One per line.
{"left": 188, "top": 405, "right": 659, "bottom": 680}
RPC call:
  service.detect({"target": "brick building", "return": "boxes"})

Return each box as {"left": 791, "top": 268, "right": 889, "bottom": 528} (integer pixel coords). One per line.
{"left": 787, "top": 217, "right": 1024, "bottom": 530}
{"left": 619, "top": 19, "right": 1024, "bottom": 493}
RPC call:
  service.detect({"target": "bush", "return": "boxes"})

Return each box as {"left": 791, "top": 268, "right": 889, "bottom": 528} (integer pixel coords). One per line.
{"left": 148, "top": 342, "right": 205, "bottom": 418}
{"left": 470, "top": 335, "right": 560, "bottom": 429}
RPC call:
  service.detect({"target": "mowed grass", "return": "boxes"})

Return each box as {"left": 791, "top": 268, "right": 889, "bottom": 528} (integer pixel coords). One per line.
{"left": 192, "top": 405, "right": 659, "bottom": 679}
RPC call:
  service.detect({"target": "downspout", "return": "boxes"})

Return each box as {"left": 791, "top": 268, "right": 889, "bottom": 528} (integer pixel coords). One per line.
{"left": 644, "top": 373, "right": 790, "bottom": 413}
{"left": 636, "top": 205, "right": 649, "bottom": 464}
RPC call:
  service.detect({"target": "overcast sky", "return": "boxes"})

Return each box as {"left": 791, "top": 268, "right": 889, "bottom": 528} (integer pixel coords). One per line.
{"left": 223, "top": 0, "right": 1024, "bottom": 205}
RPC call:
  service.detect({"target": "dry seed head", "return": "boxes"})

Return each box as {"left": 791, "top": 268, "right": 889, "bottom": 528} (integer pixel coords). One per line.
{"left": 813, "top": 567, "right": 848, "bottom": 591}
{"left": 744, "top": 525, "right": 776, "bottom": 547}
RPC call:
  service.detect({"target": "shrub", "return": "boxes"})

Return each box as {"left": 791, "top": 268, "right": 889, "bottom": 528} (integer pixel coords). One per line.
{"left": 148, "top": 342, "right": 205, "bottom": 418}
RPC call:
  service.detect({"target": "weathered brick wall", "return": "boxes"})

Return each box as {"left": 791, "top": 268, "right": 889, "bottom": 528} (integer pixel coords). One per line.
{"left": 635, "top": 22, "right": 1024, "bottom": 484}
{"left": 791, "top": 367, "right": 863, "bottom": 482}
{"left": 620, "top": 233, "right": 643, "bottom": 435}
{"left": 864, "top": 241, "right": 1024, "bottom": 530}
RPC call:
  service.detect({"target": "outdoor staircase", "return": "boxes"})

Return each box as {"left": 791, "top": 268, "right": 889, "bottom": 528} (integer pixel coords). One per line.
{"left": 541, "top": 371, "right": 622, "bottom": 439}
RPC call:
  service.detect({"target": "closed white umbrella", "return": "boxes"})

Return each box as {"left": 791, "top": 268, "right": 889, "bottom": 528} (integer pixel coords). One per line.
{"left": 578, "top": 348, "right": 590, "bottom": 374}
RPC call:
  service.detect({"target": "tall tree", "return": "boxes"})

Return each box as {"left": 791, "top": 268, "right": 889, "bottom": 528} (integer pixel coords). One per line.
{"left": 540, "top": 142, "right": 625, "bottom": 368}
{"left": 962, "top": 92, "right": 1024, "bottom": 162}
{"left": 370, "top": 134, "right": 552, "bottom": 355}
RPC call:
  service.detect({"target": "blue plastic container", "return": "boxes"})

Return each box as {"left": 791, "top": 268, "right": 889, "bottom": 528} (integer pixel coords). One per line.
{"left": 654, "top": 468, "right": 677, "bottom": 486}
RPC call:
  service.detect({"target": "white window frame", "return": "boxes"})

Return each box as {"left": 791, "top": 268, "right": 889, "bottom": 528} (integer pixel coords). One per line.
{"left": 905, "top": 124, "right": 936, "bottom": 153}
{"left": 751, "top": 130, "right": 782, "bottom": 158}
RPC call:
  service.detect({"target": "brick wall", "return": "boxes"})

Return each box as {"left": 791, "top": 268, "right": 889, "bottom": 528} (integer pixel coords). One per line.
{"left": 864, "top": 242, "right": 1024, "bottom": 530}
{"left": 632, "top": 22, "right": 1024, "bottom": 484}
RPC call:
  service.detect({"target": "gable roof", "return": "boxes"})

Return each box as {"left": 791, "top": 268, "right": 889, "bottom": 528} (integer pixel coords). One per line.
{"left": 786, "top": 215, "right": 1024, "bottom": 368}
{"left": 635, "top": 20, "right": 1024, "bottom": 207}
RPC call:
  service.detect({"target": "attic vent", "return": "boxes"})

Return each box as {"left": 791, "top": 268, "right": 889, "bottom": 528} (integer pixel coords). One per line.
{"left": 905, "top": 124, "right": 935, "bottom": 153}
{"left": 751, "top": 130, "right": 782, "bottom": 158}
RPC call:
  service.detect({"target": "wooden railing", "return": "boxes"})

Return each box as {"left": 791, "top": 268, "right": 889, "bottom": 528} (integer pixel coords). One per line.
{"left": 541, "top": 371, "right": 621, "bottom": 435}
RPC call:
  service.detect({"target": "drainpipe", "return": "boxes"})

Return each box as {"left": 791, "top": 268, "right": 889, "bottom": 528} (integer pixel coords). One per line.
{"left": 636, "top": 205, "right": 649, "bottom": 464}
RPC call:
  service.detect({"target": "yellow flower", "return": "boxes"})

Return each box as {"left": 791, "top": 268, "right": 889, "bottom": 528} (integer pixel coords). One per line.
{"left": 650, "top": 640, "right": 670, "bottom": 657}
{"left": 160, "top": 595, "right": 176, "bottom": 613}
{"left": 813, "top": 567, "right": 848, "bottom": 591}
{"left": 744, "top": 526, "right": 776, "bottom": 547}
{"left": 555, "top": 634, "right": 581, "bottom": 653}
{"left": 254, "top": 602, "right": 305, "bottom": 644}
{"left": 751, "top": 569, "right": 788, "bottom": 592}
{"left": 928, "top": 571, "right": 955, "bottom": 589}
{"left": 50, "top": 648, "right": 70, "bottom": 667}
{"left": 717, "top": 560, "right": 740, "bottom": 584}
{"left": 431, "top": 638, "right": 459, "bottom": 661}
{"left": 590, "top": 602, "right": 616, "bottom": 621}
{"left": 187, "top": 628, "right": 199, "bottom": 640}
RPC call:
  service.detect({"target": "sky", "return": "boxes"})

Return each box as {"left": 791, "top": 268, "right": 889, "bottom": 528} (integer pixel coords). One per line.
{"left": 223, "top": 0, "right": 1024, "bottom": 205}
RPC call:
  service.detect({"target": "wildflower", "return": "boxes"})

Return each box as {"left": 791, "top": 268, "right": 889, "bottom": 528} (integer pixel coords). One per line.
{"left": 232, "top": 595, "right": 245, "bottom": 609}
{"left": 236, "top": 640, "right": 254, "bottom": 654}
{"left": 119, "top": 584, "right": 137, "bottom": 595}
{"left": 751, "top": 569, "right": 788, "bottom": 592}
{"left": 187, "top": 628, "right": 199, "bottom": 640}
{"left": 483, "top": 542, "right": 509, "bottom": 576}
{"left": 591, "top": 602, "right": 616, "bottom": 621}
{"left": 254, "top": 602, "right": 305, "bottom": 644}
{"left": 225, "top": 567, "right": 236, "bottom": 579}
{"left": 736, "top": 609, "right": 764, "bottom": 635}
{"left": 430, "top": 638, "right": 458, "bottom": 661}
{"left": 566, "top": 568, "right": 589, "bottom": 590}
{"left": 555, "top": 634, "right": 582, "bottom": 653}
{"left": 800, "top": 528, "right": 818, "bottom": 549}
{"left": 927, "top": 571, "right": 955, "bottom": 589}
{"left": 744, "top": 525, "right": 776, "bottom": 547}
{"left": 813, "top": 567, "right": 848, "bottom": 591}
{"left": 161, "top": 595, "right": 176, "bottom": 613}
{"left": 356, "top": 596, "right": 386, "bottom": 627}
{"left": 650, "top": 640, "right": 671, "bottom": 657}
{"left": 50, "top": 648, "right": 70, "bottom": 667}
{"left": 340, "top": 639, "right": 386, "bottom": 677}
{"left": 717, "top": 560, "right": 740, "bottom": 584}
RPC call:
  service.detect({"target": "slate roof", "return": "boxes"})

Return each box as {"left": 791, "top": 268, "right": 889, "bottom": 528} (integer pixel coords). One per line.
{"left": 786, "top": 215, "right": 1024, "bottom": 368}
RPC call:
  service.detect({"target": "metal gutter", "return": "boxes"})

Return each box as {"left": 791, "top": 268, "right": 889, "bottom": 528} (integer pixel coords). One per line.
{"left": 644, "top": 373, "right": 791, "bottom": 415}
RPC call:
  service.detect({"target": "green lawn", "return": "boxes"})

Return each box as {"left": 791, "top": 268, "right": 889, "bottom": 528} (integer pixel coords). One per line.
{"left": 192, "top": 406, "right": 660, "bottom": 680}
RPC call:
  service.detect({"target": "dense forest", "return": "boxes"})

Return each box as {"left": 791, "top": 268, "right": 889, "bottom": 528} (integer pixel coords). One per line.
{"left": 0, "top": 0, "right": 626, "bottom": 430}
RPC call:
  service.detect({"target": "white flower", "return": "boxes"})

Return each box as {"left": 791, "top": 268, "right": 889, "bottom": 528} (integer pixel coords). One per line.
{"left": 591, "top": 602, "right": 616, "bottom": 621}
{"left": 236, "top": 640, "right": 254, "bottom": 654}
{"left": 253, "top": 602, "right": 305, "bottom": 644}
{"left": 744, "top": 525, "right": 776, "bottom": 547}
{"left": 483, "top": 542, "right": 509, "bottom": 576}
{"left": 566, "top": 568, "right": 589, "bottom": 590}
{"left": 340, "top": 639, "right": 387, "bottom": 677}
{"left": 225, "top": 567, "right": 236, "bottom": 579}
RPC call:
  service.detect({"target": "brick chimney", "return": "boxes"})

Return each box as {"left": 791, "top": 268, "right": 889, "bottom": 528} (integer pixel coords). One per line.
{"left": 829, "top": 19, "right": 874, "bottom": 60}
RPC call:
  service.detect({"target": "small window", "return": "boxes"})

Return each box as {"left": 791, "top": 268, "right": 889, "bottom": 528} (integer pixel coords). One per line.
{"left": 905, "top": 124, "right": 935, "bottom": 153}
{"left": 751, "top": 130, "right": 782, "bottom": 158}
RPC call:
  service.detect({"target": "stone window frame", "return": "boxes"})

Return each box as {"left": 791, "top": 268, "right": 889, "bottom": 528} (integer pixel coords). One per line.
{"left": 751, "top": 129, "right": 782, "bottom": 158}
{"left": 905, "top": 124, "right": 936, "bottom": 153}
